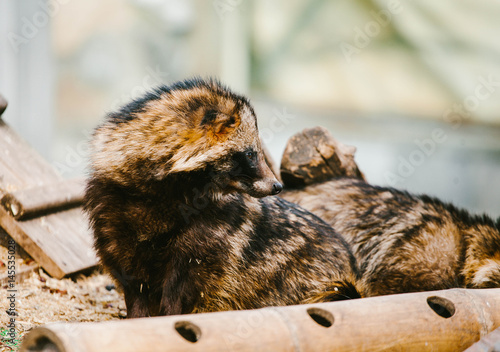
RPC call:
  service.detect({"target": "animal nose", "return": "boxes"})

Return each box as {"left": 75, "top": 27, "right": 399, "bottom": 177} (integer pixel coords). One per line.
{"left": 271, "top": 182, "right": 283, "bottom": 195}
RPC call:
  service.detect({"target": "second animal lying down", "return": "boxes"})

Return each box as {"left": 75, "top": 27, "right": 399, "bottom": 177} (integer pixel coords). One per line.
{"left": 85, "top": 78, "right": 362, "bottom": 318}
{"left": 282, "top": 162, "right": 500, "bottom": 296}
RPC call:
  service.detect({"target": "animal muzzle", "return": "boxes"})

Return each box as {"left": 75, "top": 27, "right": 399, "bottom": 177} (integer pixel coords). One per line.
{"left": 251, "top": 159, "right": 283, "bottom": 197}
{"left": 252, "top": 177, "right": 283, "bottom": 196}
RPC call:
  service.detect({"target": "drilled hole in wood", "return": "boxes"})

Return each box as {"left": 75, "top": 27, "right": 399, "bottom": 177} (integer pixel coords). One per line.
{"left": 25, "top": 336, "right": 60, "bottom": 352}
{"left": 307, "top": 307, "right": 334, "bottom": 328}
{"left": 427, "top": 296, "right": 456, "bottom": 318}
{"left": 174, "top": 321, "right": 202, "bottom": 343}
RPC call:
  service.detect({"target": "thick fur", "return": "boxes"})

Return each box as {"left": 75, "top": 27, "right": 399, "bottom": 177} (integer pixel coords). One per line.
{"left": 282, "top": 177, "right": 500, "bottom": 296}
{"left": 85, "top": 78, "right": 362, "bottom": 318}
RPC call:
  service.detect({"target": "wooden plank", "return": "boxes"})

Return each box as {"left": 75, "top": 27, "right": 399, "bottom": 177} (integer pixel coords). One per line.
{"left": 0, "top": 205, "right": 98, "bottom": 278}
{"left": 0, "top": 205, "right": 64, "bottom": 277}
{"left": 19, "top": 288, "right": 500, "bottom": 352}
{"left": 0, "top": 118, "right": 62, "bottom": 194}
{"left": 0, "top": 206, "right": 98, "bottom": 279}
{"left": 18, "top": 207, "right": 97, "bottom": 277}
{"left": 1, "top": 178, "right": 85, "bottom": 220}
{"left": 0, "top": 227, "right": 32, "bottom": 260}
{"left": 0, "top": 117, "right": 97, "bottom": 278}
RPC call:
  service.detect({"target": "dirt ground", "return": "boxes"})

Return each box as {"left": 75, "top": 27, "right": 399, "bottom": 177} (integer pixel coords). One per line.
{"left": 0, "top": 244, "right": 124, "bottom": 352}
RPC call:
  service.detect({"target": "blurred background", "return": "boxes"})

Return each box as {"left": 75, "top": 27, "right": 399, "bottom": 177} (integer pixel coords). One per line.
{"left": 0, "top": 0, "right": 500, "bottom": 215}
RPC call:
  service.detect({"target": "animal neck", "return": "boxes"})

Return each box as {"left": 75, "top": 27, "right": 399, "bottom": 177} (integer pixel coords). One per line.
{"left": 137, "top": 170, "right": 238, "bottom": 224}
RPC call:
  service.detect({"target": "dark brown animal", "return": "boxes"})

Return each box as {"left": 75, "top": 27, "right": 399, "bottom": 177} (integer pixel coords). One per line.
{"left": 84, "top": 78, "right": 362, "bottom": 318}
{"left": 280, "top": 131, "right": 500, "bottom": 297}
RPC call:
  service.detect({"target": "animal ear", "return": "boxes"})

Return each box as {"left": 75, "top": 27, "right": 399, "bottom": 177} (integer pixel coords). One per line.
{"left": 202, "top": 109, "right": 240, "bottom": 139}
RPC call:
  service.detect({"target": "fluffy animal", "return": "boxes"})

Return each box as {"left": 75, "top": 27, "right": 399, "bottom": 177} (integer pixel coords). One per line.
{"left": 84, "top": 78, "right": 362, "bottom": 318}
{"left": 282, "top": 159, "right": 500, "bottom": 297}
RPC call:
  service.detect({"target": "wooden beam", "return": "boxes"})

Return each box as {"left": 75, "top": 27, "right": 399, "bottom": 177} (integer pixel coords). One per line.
{"left": 1, "top": 178, "right": 85, "bottom": 220}
{"left": 20, "top": 288, "right": 500, "bottom": 352}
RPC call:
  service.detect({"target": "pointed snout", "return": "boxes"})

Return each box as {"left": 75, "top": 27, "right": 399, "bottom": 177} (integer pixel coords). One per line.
{"left": 251, "top": 177, "right": 282, "bottom": 197}
{"left": 272, "top": 182, "right": 283, "bottom": 195}
{"left": 251, "top": 156, "right": 283, "bottom": 197}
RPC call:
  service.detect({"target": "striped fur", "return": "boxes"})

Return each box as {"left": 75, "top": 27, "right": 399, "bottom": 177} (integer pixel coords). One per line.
{"left": 85, "top": 78, "right": 363, "bottom": 318}
{"left": 282, "top": 177, "right": 500, "bottom": 296}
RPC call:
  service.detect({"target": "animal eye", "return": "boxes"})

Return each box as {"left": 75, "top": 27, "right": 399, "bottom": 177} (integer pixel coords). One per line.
{"left": 245, "top": 151, "right": 256, "bottom": 160}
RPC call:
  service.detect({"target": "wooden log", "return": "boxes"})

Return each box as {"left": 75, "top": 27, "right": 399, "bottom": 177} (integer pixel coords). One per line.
{"left": 20, "top": 288, "right": 500, "bottom": 352}
{"left": 464, "top": 326, "right": 500, "bottom": 351}
{"left": 1, "top": 178, "right": 85, "bottom": 220}
{"left": 280, "top": 126, "right": 364, "bottom": 188}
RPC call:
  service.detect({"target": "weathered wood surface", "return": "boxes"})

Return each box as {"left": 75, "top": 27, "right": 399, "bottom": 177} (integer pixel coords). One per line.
{"left": 0, "top": 206, "right": 96, "bottom": 279}
{"left": 0, "top": 119, "right": 61, "bottom": 194}
{"left": 0, "top": 113, "right": 97, "bottom": 278}
{"left": 0, "top": 228, "right": 40, "bottom": 285}
{"left": 464, "top": 327, "right": 500, "bottom": 352}
{"left": 280, "top": 126, "right": 365, "bottom": 188}
{"left": 1, "top": 178, "right": 85, "bottom": 220}
{"left": 21, "top": 288, "right": 500, "bottom": 352}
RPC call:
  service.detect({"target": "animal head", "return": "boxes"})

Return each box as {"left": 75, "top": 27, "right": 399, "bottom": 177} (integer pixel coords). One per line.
{"left": 90, "top": 78, "right": 282, "bottom": 198}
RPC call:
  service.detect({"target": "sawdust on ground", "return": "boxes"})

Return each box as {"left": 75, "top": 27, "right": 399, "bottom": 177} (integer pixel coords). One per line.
{"left": 0, "top": 244, "right": 125, "bottom": 352}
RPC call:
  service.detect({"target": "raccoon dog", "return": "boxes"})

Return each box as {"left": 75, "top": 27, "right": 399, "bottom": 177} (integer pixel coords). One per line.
{"left": 84, "top": 78, "right": 362, "bottom": 318}
{"left": 282, "top": 177, "right": 500, "bottom": 297}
